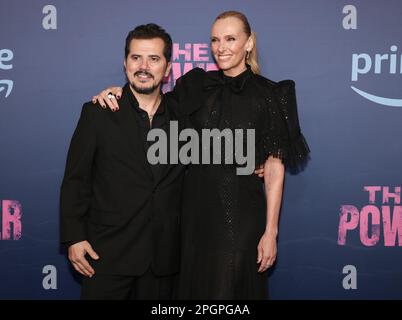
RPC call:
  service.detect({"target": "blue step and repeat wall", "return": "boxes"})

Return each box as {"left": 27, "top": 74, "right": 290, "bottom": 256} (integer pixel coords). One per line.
{"left": 1, "top": 0, "right": 401, "bottom": 299}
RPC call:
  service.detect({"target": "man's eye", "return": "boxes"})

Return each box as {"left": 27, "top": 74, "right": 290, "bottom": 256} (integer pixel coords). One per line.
{"left": 228, "top": 37, "right": 235, "bottom": 41}
{"left": 132, "top": 56, "right": 140, "bottom": 60}
{"left": 151, "top": 57, "right": 159, "bottom": 62}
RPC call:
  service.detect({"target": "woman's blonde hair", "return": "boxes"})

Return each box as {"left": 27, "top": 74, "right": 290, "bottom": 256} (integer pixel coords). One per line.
{"left": 214, "top": 11, "right": 260, "bottom": 75}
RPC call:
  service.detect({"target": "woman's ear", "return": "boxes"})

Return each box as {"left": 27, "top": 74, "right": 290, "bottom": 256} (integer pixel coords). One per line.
{"left": 246, "top": 34, "right": 254, "bottom": 52}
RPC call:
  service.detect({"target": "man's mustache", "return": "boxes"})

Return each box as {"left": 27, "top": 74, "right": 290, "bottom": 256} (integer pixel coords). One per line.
{"left": 134, "top": 71, "right": 154, "bottom": 78}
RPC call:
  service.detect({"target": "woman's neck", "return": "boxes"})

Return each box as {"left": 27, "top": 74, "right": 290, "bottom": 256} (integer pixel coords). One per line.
{"left": 222, "top": 64, "right": 247, "bottom": 78}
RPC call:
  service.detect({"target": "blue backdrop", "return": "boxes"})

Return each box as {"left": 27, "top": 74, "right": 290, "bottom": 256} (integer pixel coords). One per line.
{"left": 1, "top": 0, "right": 401, "bottom": 299}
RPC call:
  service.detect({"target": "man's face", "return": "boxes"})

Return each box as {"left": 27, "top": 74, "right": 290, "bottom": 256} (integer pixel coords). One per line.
{"left": 124, "top": 38, "right": 171, "bottom": 94}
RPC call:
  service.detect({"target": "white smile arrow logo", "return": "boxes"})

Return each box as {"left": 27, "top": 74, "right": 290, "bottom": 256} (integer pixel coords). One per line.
{"left": 351, "top": 86, "right": 402, "bottom": 107}
{"left": 0, "top": 80, "right": 13, "bottom": 98}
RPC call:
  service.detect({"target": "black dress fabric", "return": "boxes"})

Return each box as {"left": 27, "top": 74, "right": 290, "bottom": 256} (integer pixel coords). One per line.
{"left": 169, "top": 65, "right": 310, "bottom": 299}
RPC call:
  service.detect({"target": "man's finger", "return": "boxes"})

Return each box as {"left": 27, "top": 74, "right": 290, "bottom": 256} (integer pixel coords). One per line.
{"left": 259, "top": 257, "right": 269, "bottom": 273}
{"left": 254, "top": 167, "right": 264, "bottom": 177}
{"left": 257, "top": 247, "right": 262, "bottom": 263}
{"left": 80, "top": 258, "right": 95, "bottom": 276}
{"left": 75, "top": 259, "right": 93, "bottom": 277}
{"left": 72, "top": 262, "right": 88, "bottom": 276}
{"left": 76, "top": 256, "right": 95, "bottom": 275}
{"left": 268, "top": 257, "right": 276, "bottom": 267}
{"left": 86, "top": 246, "right": 99, "bottom": 260}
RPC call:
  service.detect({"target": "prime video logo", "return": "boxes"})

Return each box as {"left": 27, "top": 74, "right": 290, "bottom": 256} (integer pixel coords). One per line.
{"left": 351, "top": 45, "right": 402, "bottom": 107}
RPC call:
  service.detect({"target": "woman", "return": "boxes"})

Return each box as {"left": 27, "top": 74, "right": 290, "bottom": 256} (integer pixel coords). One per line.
{"left": 93, "top": 11, "right": 309, "bottom": 299}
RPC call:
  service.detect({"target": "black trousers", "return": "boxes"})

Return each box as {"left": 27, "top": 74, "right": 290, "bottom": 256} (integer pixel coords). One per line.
{"left": 81, "top": 267, "right": 176, "bottom": 300}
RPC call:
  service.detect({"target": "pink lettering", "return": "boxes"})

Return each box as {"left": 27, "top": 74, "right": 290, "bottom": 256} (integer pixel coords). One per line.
{"left": 360, "top": 205, "right": 380, "bottom": 246}
{"left": 338, "top": 203, "right": 402, "bottom": 246}
{"left": 382, "top": 186, "right": 401, "bottom": 204}
{"left": 364, "top": 186, "right": 381, "bottom": 204}
{"left": 338, "top": 205, "right": 359, "bottom": 245}
{"left": 382, "top": 205, "right": 402, "bottom": 246}
{"left": 172, "top": 43, "right": 192, "bottom": 61}
{"left": 193, "top": 44, "right": 209, "bottom": 61}
{"left": 1, "top": 200, "right": 22, "bottom": 240}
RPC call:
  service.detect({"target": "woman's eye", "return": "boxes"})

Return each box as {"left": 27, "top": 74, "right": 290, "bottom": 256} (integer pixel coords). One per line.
{"left": 228, "top": 37, "right": 235, "bottom": 41}
{"left": 211, "top": 39, "right": 217, "bottom": 43}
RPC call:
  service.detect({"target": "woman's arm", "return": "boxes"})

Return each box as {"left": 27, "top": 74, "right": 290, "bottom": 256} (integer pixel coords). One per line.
{"left": 257, "top": 155, "right": 285, "bottom": 272}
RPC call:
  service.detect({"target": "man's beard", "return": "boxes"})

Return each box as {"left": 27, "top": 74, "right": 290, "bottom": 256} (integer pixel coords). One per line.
{"left": 130, "top": 82, "right": 159, "bottom": 94}
{"left": 130, "top": 71, "right": 160, "bottom": 95}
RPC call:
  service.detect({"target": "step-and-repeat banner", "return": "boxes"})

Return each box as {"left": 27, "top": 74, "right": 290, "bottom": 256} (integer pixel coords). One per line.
{"left": 1, "top": 0, "right": 401, "bottom": 299}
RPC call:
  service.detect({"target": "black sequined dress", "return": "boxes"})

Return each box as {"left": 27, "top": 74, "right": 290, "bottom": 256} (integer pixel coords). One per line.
{"left": 170, "top": 65, "right": 309, "bottom": 299}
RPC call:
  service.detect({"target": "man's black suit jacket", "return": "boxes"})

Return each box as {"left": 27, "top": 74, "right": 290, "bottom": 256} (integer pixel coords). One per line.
{"left": 60, "top": 85, "right": 185, "bottom": 276}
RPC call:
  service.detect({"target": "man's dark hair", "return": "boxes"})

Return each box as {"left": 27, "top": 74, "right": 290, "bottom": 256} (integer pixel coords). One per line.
{"left": 125, "top": 23, "right": 172, "bottom": 62}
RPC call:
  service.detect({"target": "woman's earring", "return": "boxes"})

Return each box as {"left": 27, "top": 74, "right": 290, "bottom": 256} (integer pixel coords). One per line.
{"left": 246, "top": 50, "right": 250, "bottom": 60}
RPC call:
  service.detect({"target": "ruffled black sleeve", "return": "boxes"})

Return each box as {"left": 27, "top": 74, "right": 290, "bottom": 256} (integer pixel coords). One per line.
{"left": 259, "top": 80, "right": 310, "bottom": 171}
{"left": 166, "top": 67, "right": 206, "bottom": 116}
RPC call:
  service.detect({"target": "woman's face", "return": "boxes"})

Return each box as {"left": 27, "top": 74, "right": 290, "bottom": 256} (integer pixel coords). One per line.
{"left": 211, "top": 16, "right": 253, "bottom": 77}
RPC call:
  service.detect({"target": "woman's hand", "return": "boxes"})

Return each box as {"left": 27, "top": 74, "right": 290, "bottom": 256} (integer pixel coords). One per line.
{"left": 257, "top": 231, "right": 277, "bottom": 272}
{"left": 92, "top": 86, "right": 123, "bottom": 111}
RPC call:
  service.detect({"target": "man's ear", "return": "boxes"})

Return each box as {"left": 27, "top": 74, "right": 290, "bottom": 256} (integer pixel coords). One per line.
{"left": 165, "top": 61, "right": 172, "bottom": 77}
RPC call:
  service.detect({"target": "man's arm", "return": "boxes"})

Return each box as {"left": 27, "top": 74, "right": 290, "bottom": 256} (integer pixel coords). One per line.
{"left": 60, "top": 103, "right": 97, "bottom": 244}
{"left": 60, "top": 103, "right": 101, "bottom": 277}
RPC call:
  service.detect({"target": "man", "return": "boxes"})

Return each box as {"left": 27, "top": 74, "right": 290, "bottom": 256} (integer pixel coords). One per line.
{"left": 60, "top": 24, "right": 184, "bottom": 299}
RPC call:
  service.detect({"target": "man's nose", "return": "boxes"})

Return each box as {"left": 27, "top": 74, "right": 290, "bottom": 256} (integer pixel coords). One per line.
{"left": 139, "top": 58, "right": 149, "bottom": 69}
